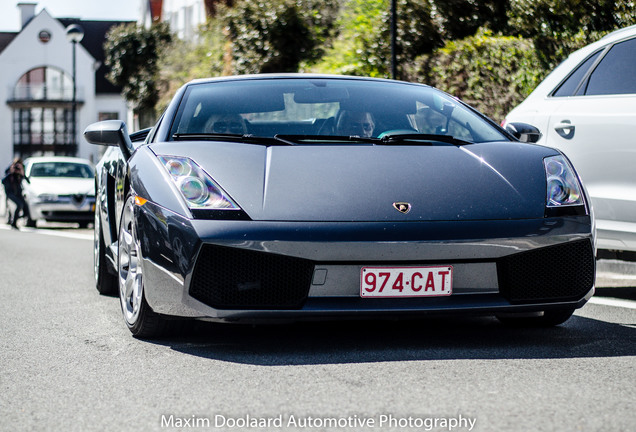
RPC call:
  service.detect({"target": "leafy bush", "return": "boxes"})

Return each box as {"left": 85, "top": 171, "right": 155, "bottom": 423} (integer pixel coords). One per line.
{"left": 507, "top": 0, "right": 636, "bottom": 68}
{"left": 409, "top": 29, "right": 544, "bottom": 122}
{"left": 222, "top": 0, "right": 339, "bottom": 74}
{"left": 381, "top": 0, "right": 442, "bottom": 77}
{"left": 532, "top": 29, "right": 609, "bottom": 71}
{"left": 104, "top": 22, "right": 173, "bottom": 112}
{"left": 108, "top": 0, "right": 636, "bottom": 124}
{"left": 308, "top": 0, "right": 388, "bottom": 76}
{"left": 431, "top": 0, "right": 510, "bottom": 40}
{"left": 157, "top": 19, "right": 227, "bottom": 111}
{"left": 310, "top": 0, "right": 441, "bottom": 78}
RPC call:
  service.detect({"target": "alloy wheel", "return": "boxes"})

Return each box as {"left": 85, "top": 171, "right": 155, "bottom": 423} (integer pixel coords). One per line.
{"left": 119, "top": 197, "right": 143, "bottom": 325}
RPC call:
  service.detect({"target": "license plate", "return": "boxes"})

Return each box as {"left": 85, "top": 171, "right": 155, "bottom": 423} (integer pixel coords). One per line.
{"left": 360, "top": 266, "right": 452, "bottom": 298}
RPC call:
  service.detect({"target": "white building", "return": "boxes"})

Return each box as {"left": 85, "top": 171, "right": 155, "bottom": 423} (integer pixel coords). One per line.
{"left": 141, "top": 0, "right": 233, "bottom": 41}
{"left": 0, "top": 2, "right": 133, "bottom": 168}
{"left": 162, "top": 0, "right": 207, "bottom": 40}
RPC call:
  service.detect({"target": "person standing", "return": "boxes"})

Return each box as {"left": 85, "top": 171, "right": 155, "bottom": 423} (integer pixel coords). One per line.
{"left": 2, "top": 158, "right": 30, "bottom": 229}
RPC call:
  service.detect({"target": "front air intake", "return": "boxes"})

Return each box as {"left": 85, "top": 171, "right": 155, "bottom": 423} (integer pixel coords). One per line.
{"left": 498, "top": 239, "right": 594, "bottom": 303}
{"left": 190, "top": 244, "right": 314, "bottom": 310}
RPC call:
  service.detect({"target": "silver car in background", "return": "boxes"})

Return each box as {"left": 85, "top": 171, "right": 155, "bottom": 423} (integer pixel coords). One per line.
{"left": 23, "top": 157, "right": 95, "bottom": 228}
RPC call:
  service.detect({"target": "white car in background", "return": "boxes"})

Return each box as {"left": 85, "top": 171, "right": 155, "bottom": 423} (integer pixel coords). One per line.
{"left": 504, "top": 25, "right": 636, "bottom": 257}
{"left": 23, "top": 157, "right": 95, "bottom": 228}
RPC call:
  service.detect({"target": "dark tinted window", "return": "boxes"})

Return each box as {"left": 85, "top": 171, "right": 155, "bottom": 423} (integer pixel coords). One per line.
{"left": 552, "top": 50, "right": 601, "bottom": 97}
{"left": 30, "top": 162, "right": 94, "bottom": 178}
{"left": 171, "top": 79, "right": 507, "bottom": 143}
{"left": 586, "top": 38, "right": 636, "bottom": 95}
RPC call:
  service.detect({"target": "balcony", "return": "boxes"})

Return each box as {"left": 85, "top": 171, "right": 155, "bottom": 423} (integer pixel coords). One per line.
{"left": 7, "top": 85, "right": 84, "bottom": 107}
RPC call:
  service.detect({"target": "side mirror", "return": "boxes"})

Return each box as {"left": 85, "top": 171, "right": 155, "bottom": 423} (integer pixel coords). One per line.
{"left": 84, "top": 120, "right": 135, "bottom": 160}
{"left": 505, "top": 122, "right": 542, "bottom": 143}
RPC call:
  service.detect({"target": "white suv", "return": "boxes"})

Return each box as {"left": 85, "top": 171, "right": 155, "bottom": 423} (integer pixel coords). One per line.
{"left": 504, "top": 25, "right": 636, "bottom": 255}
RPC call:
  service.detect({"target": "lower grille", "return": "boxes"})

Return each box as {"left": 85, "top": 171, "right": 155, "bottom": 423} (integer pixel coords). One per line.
{"left": 190, "top": 244, "right": 314, "bottom": 310}
{"left": 498, "top": 239, "right": 594, "bottom": 303}
{"left": 42, "top": 210, "right": 94, "bottom": 220}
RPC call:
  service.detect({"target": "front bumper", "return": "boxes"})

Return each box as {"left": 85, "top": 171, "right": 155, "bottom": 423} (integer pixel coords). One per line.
{"left": 136, "top": 202, "right": 595, "bottom": 322}
{"left": 28, "top": 196, "right": 95, "bottom": 222}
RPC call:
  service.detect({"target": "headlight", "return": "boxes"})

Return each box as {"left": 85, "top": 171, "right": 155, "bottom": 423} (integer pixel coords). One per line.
{"left": 157, "top": 156, "right": 240, "bottom": 210}
{"left": 543, "top": 155, "right": 584, "bottom": 208}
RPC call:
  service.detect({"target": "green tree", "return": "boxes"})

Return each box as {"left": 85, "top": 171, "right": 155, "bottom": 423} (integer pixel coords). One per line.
{"left": 507, "top": 0, "right": 636, "bottom": 67}
{"left": 432, "top": 0, "right": 510, "bottom": 40}
{"left": 106, "top": 0, "right": 636, "bottom": 124}
{"left": 411, "top": 29, "right": 544, "bottom": 121}
{"left": 104, "top": 22, "right": 173, "bottom": 125}
{"left": 309, "top": 0, "right": 387, "bottom": 76}
{"left": 382, "top": 0, "right": 442, "bottom": 78}
{"left": 311, "top": 0, "right": 441, "bottom": 78}
{"left": 157, "top": 19, "right": 227, "bottom": 111}
{"left": 222, "top": 0, "right": 338, "bottom": 74}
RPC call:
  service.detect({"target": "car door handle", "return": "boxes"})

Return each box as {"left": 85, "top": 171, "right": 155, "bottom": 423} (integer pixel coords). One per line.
{"left": 554, "top": 121, "right": 575, "bottom": 139}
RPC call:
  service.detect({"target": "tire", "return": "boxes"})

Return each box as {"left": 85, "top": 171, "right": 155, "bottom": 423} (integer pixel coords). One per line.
{"left": 23, "top": 203, "right": 36, "bottom": 227}
{"left": 94, "top": 206, "right": 117, "bottom": 295}
{"left": 118, "top": 194, "right": 168, "bottom": 338}
{"left": 496, "top": 308, "right": 575, "bottom": 327}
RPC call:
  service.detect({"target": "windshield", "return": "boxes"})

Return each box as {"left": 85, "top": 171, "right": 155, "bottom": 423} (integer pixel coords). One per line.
{"left": 169, "top": 78, "right": 507, "bottom": 143}
{"left": 29, "top": 162, "right": 94, "bottom": 178}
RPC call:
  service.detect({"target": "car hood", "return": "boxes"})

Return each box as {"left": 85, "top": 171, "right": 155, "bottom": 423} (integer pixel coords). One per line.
{"left": 149, "top": 141, "right": 555, "bottom": 222}
{"left": 25, "top": 177, "right": 94, "bottom": 196}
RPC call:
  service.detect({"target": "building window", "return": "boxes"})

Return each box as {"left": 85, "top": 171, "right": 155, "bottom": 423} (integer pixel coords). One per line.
{"left": 11, "top": 67, "right": 78, "bottom": 157}
{"left": 13, "top": 108, "right": 74, "bottom": 157}
{"left": 99, "top": 112, "right": 119, "bottom": 121}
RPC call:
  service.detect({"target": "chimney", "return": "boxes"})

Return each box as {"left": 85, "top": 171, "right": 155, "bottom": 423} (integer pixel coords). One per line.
{"left": 18, "top": 2, "right": 37, "bottom": 29}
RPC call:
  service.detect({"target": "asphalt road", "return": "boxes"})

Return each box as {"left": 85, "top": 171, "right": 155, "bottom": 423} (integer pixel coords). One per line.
{"left": 0, "top": 224, "right": 635, "bottom": 432}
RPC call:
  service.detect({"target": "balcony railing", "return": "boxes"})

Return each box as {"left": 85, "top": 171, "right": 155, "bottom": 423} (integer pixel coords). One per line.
{"left": 9, "top": 85, "right": 84, "bottom": 101}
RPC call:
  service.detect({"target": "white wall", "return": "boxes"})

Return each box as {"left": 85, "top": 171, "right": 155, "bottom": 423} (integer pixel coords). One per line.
{"left": 0, "top": 9, "right": 129, "bottom": 169}
{"left": 162, "top": 0, "right": 206, "bottom": 41}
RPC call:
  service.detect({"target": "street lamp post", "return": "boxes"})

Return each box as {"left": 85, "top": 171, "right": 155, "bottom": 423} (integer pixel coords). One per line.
{"left": 66, "top": 24, "right": 84, "bottom": 156}
{"left": 391, "top": 0, "right": 397, "bottom": 80}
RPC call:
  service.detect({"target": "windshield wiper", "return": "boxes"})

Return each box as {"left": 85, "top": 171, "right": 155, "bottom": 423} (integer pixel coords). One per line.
{"left": 275, "top": 134, "right": 472, "bottom": 146}
{"left": 274, "top": 134, "right": 378, "bottom": 144}
{"left": 171, "top": 133, "right": 294, "bottom": 145}
{"left": 172, "top": 133, "right": 472, "bottom": 147}
{"left": 378, "top": 133, "right": 473, "bottom": 146}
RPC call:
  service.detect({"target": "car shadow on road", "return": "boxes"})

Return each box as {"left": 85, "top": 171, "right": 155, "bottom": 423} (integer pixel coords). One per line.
{"left": 153, "top": 314, "right": 636, "bottom": 365}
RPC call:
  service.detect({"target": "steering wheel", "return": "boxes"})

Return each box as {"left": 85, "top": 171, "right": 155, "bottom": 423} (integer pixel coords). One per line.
{"left": 316, "top": 117, "right": 335, "bottom": 135}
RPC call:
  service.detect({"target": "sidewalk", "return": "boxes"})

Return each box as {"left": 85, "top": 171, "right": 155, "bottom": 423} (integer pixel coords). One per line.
{"left": 596, "top": 259, "right": 636, "bottom": 288}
